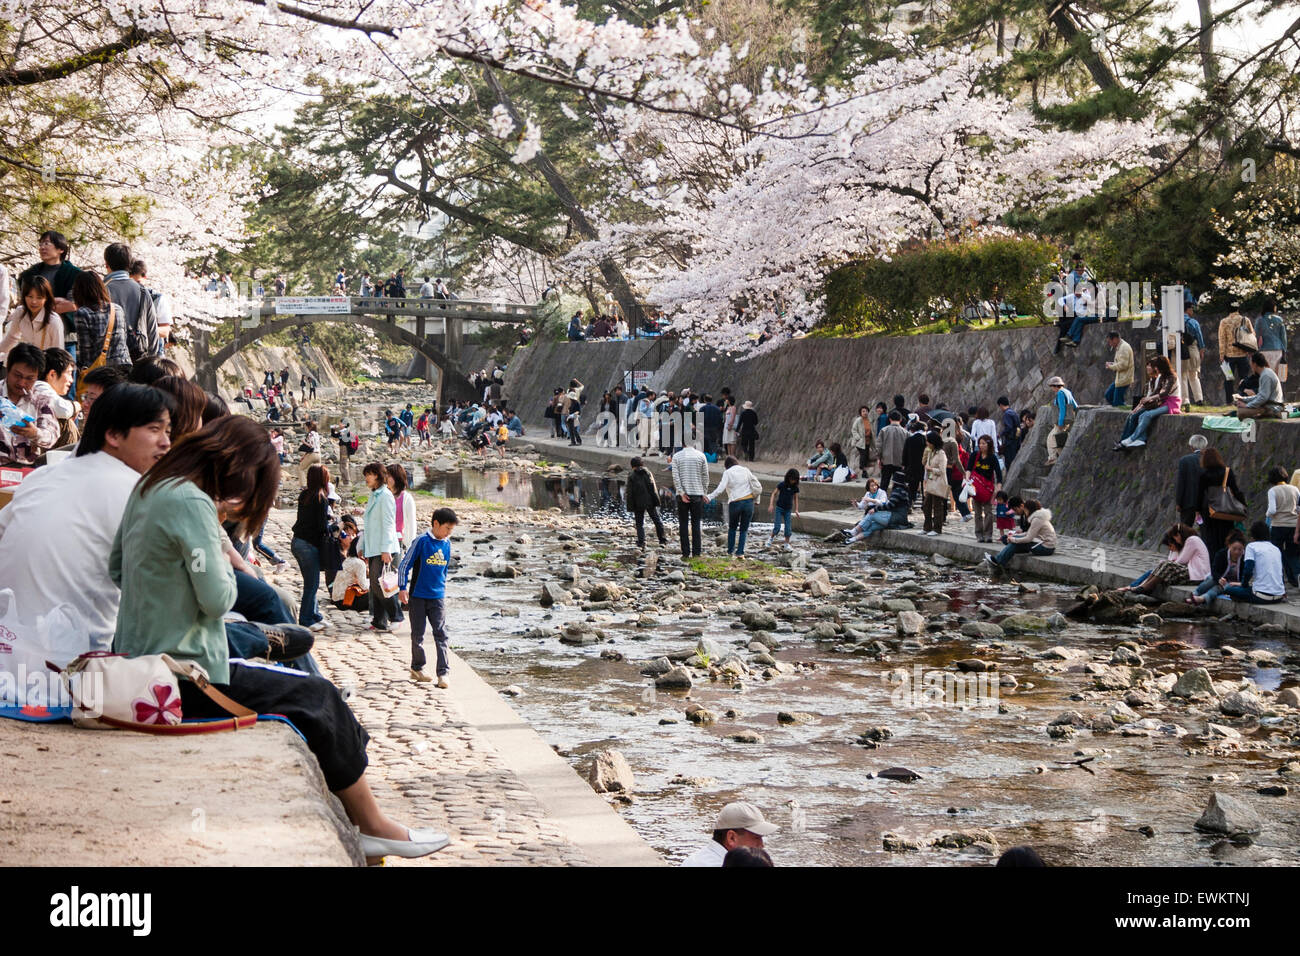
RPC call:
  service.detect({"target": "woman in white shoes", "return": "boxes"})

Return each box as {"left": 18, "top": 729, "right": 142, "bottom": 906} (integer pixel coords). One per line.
{"left": 112, "top": 416, "right": 449, "bottom": 862}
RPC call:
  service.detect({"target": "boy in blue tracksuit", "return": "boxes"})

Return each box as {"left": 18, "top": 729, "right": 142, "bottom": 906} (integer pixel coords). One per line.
{"left": 397, "top": 507, "right": 459, "bottom": 686}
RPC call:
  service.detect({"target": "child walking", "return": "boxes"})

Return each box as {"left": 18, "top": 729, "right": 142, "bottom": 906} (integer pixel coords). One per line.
{"left": 767, "top": 468, "right": 800, "bottom": 550}
{"left": 397, "top": 507, "right": 459, "bottom": 686}
{"left": 995, "top": 490, "right": 1017, "bottom": 544}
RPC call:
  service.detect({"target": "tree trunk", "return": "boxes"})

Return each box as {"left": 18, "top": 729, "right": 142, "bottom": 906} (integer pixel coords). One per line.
{"left": 482, "top": 68, "right": 645, "bottom": 327}
{"left": 1042, "top": 0, "right": 1121, "bottom": 91}
{"left": 1196, "top": 0, "right": 1232, "bottom": 156}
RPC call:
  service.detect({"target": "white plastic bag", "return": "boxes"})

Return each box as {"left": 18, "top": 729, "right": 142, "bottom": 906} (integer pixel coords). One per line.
{"left": 831, "top": 466, "right": 851, "bottom": 484}
{"left": 380, "top": 570, "right": 400, "bottom": 597}
{"left": 0, "top": 589, "right": 90, "bottom": 715}
{"left": 958, "top": 479, "right": 974, "bottom": 504}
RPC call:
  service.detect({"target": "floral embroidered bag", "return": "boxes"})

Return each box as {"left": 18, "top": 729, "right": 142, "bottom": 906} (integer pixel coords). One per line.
{"left": 59, "top": 652, "right": 257, "bottom": 733}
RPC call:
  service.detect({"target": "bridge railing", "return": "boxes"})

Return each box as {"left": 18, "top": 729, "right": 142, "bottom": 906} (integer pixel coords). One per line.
{"left": 243, "top": 296, "right": 537, "bottom": 327}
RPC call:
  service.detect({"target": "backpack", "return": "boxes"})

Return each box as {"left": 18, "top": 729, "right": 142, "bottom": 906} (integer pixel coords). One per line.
{"left": 125, "top": 290, "right": 152, "bottom": 362}
{"left": 348, "top": 433, "right": 359, "bottom": 453}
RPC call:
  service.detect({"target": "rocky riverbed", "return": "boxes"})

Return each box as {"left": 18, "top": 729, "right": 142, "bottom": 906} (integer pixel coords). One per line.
{"left": 260, "top": 383, "right": 1300, "bottom": 866}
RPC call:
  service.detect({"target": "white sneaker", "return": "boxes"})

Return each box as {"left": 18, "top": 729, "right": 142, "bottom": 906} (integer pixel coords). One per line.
{"left": 1126, "top": 439, "right": 1146, "bottom": 448}
{"left": 309, "top": 621, "right": 327, "bottom": 632}
{"left": 926, "top": 530, "right": 940, "bottom": 536}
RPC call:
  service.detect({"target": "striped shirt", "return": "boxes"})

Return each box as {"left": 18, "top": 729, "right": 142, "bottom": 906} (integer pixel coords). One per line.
{"left": 671, "top": 447, "right": 710, "bottom": 496}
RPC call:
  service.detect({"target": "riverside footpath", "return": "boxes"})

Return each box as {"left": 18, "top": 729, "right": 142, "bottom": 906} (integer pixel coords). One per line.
{"left": 524, "top": 433, "right": 1300, "bottom": 635}
{"left": 252, "top": 504, "right": 663, "bottom": 867}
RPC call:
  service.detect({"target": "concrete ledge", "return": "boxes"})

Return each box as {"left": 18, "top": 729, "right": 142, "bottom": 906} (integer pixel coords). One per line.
{"left": 448, "top": 652, "right": 665, "bottom": 867}
{"left": 0, "top": 719, "right": 364, "bottom": 865}
{"left": 796, "top": 509, "right": 1300, "bottom": 634}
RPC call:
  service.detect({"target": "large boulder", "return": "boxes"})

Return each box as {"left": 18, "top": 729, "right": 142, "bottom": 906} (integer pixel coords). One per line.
{"left": 1000, "top": 613, "right": 1049, "bottom": 634}
{"left": 896, "top": 611, "right": 926, "bottom": 637}
{"left": 587, "top": 749, "right": 635, "bottom": 794}
{"left": 1194, "top": 793, "right": 1262, "bottom": 836}
{"left": 742, "top": 610, "right": 777, "bottom": 631}
{"left": 1219, "top": 691, "right": 1264, "bottom": 717}
{"left": 803, "top": 567, "right": 832, "bottom": 597}
{"left": 538, "top": 582, "right": 572, "bottom": 607}
{"left": 655, "top": 666, "right": 694, "bottom": 689}
{"left": 1170, "top": 667, "right": 1218, "bottom": 699}
{"left": 960, "top": 621, "right": 1005, "bottom": 639}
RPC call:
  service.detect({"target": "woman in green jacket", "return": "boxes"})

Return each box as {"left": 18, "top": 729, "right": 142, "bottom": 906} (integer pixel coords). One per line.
{"left": 111, "top": 416, "right": 448, "bottom": 860}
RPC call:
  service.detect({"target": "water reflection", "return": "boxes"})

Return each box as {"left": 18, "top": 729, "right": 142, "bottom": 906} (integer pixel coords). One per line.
{"left": 412, "top": 466, "right": 723, "bottom": 522}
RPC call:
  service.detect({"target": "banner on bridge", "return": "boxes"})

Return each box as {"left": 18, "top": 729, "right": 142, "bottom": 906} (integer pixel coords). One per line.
{"left": 273, "top": 296, "right": 351, "bottom": 315}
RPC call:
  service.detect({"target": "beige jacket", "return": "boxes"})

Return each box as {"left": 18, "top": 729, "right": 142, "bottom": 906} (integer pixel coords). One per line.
{"left": 1011, "top": 507, "right": 1057, "bottom": 549}
{"left": 922, "top": 446, "right": 948, "bottom": 497}
{"left": 1109, "top": 339, "right": 1134, "bottom": 387}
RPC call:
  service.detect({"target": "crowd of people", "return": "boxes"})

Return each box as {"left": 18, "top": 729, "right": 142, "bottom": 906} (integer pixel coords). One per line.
{"left": 0, "top": 344, "right": 464, "bottom": 860}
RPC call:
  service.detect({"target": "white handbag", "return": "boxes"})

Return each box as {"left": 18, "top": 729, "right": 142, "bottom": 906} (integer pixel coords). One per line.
{"left": 61, "top": 652, "right": 256, "bottom": 733}
{"left": 958, "top": 479, "right": 974, "bottom": 503}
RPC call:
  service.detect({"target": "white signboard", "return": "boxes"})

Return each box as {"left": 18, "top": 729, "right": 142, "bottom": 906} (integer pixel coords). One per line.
{"left": 273, "top": 296, "right": 351, "bottom": 315}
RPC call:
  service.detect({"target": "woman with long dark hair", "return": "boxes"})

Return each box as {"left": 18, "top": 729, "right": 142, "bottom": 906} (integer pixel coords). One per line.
{"left": 293, "top": 463, "right": 333, "bottom": 630}
{"left": 968, "top": 434, "right": 1003, "bottom": 542}
{"left": 111, "top": 416, "right": 449, "bottom": 859}
{"left": 1, "top": 275, "right": 63, "bottom": 361}
{"left": 150, "top": 374, "right": 208, "bottom": 441}
{"left": 1196, "top": 446, "right": 1245, "bottom": 558}
{"left": 72, "top": 271, "right": 131, "bottom": 370}
{"left": 1115, "top": 355, "right": 1179, "bottom": 449}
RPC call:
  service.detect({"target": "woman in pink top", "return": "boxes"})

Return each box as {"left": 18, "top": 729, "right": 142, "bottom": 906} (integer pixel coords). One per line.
{"left": 1121, "top": 524, "right": 1210, "bottom": 595}
{"left": 0, "top": 276, "right": 64, "bottom": 362}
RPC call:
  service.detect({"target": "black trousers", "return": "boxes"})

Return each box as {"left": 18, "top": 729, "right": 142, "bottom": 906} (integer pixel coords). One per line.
{"left": 1002, "top": 437, "right": 1020, "bottom": 471}
{"left": 634, "top": 506, "right": 666, "bottom": 547}
{"left": 367, "top": 555, "right": 398, "bottom": 628}
{"left": 677, "top": 495, "right": 704, "bottom": 557}
{"left": 880, "top": 464, "right": 901, "bottom": 491}
{"left": 740, "top": 434, "right": 756, "bottom": 461}
{"left": 1224, "top": 355, "right": 1252, "bottom": 403}
{"left": 1178, "top": 506, "right": 1198, "bottom": 527}
{"left": 179, "top": 661, "right": 369, "bottom": 791}
{"left": 408, "top": 595, "right": 449, "bottom": 675}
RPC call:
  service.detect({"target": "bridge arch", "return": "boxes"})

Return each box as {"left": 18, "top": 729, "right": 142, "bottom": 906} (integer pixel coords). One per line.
{"left": 193, "top": 313, "right": 479, "bottom": 403}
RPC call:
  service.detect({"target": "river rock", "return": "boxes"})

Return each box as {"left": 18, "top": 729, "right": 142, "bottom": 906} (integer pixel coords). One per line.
{"left": 1111, "top": 645, "right": 1144, "bottom": 666}
{"left": 655, "top": 666, "right": 693, "bottom": 689}
{"left": 1219, "top": 691, "right": 1264, "bottom": 717}
{"left": 483, "top": 558, "right": 519, "bottom": 578}
{"left": 876, "top": 766, "right": 921, "bottom": 782}
{"left": 639, "top": 656, "right": 673, "bottom": 676}
{"left": 727, "top": 731, "right": 764, "bottom": 744}
{"left": 857, "top": 726, "right": 893, "bottom": 743}
{"left": 1105, "top": 702, "right": 1139, "bottom": 724}
{"left": 636, "top": 614, "right": 658, "bottom": 628}
{"left": 1047, "top": 723, "right": 1076, "bottom": 739}
{"left": 896, "top": 611, "right": 926, "bottom": 637}
{"left": 539, "top": 582, "right": 572, "bottom": 607}
{"left": 695, "top": 637, "right": 725, "bottom": 661}
{"left": 1194, "top": 792, "right": 1262, "bottom": 836}
{"left": 882, "top": 832, "right": 924, "bottom": 852}
{"left": 587, "top": 749, "right": 635, "bottom": 794}
{"left": 1138, "top": 613, "right": 1164, "bottom": 628}
{"left": 777, "top": 711, "right": 816, "bottom": 724}
{"left": 955, "top": 658, "right": 996, "bottom": 673}
{"left": 932, "top": 829, "right": 999, "bottom": 853}
{"left": 810, "top": 621, "right": 840, "bottom": 640}
{"left": 587, "top": 582, "right": 622, "bottom": 602}
{"left": 1246, "top": 649, "right": 1280, "bottom": 667}
{"left": 1277, "top": 688, "right": 1300, "bottom": 709}
{"left": 1041, "top": 646, "right": 1087, "bottom": 661}
{"left": 560, "top": 622, "right": 601, "bottom": 645}
{"left": 666, "top": 570, "right": 685, "bottom": 583}
{"left": 742, "top": 610, "right": 777, "bottom": 630}
{"left": 883, "top": 598, "right": 917, "bottom": 613}
{"left": 557, "top": 564, "right": 580, "bottom": 583}
{"left": 960, "top": 621, "right": 1005, "bottom": 639}
{"left": 1050, "top": 711, "right": 1089, "bottom": 727}
{"left": 1171, "top": 667, "right": 1218, "bottom": 699}
{"left": 501, "top": 685, "right": 525, "bottom": 697}
{"left": 803, "top": 567, "right": 832, "bottom": 597}
{"left": 1205, "top": 722, "right": 1241, "bottom": 739}
{"left": 685, "top": 704, "right": 716, "bottom": 724}
{"left": 1001, "top": 613, "right": 1049, "bottom": 633}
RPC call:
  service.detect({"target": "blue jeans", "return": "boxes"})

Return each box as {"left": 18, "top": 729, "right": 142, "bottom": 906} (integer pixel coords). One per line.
{"left": 1223, "top": 584, "right": 1285, "bottom": 604}
{"left": 290, "top": 537, "right": 323, "bottom": 626}
{"left": 772, "top": 506, "right": 792, "bottom": 539}
{"left": 1105, "top": 383, "right": 1128, "bottom": 407}
{"left": 1129, "top": 569, "right": 1152, "bottom": 588}
{"left": 1068, "top": 314, "right": 1099, "bottom": 342}
{"left": 854, "top": 510, "right": 892, "bottom": 540}
{"left": 992, "top": 542, "right": 1055, "bottom": 566}
{"left": 233, "top": 569, "right": 294, "bottom": 624}
{"left": 253, "top": 524, "right": 282, "bottom": 562}
{"left": 224, "top": 622, "right": 321, "bottom": 677}
{"left": 1120, "top": 405, "right": 1169, "bottom": 442}
{"left": 1194, "top": 576, "right": 1225, "bottom": 602}
{"left": 727, "top": 498, "right": 755, "bottom": 555}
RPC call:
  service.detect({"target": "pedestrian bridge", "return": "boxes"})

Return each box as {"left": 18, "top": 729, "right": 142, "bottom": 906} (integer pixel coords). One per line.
{"left": 192, "top": 295, "right": 539, "bottom": 402}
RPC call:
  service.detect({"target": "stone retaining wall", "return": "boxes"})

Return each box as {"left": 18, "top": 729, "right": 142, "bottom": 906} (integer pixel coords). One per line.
{"left": 505, "top": 317, "right": 1293, "bottom": 463}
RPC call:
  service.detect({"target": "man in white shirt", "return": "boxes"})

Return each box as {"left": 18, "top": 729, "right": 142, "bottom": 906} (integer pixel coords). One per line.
{"left": 1233, "top": 522, "right": 1286, "bottom": 603}
{"left": 670, "top": 443, "right": 709, "bottom": 558}
{"left": 680, "top": 802, "right": 778, "bottom": 867}
{"left": 0, "top": 383, "right": 172, "bottom": 651}
{"left": 418, "top": 277, "right": 436, "bottom": 298}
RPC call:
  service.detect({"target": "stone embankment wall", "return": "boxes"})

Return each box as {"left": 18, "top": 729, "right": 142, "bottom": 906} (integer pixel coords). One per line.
{"left": 504, "top": 318, "right": 1294, "bottom": 462}
{"left": 176, "top": 342, "right": 345, "bottom": 402}
{"left": 1024, "top": 407, "right": 1300, "bottom": 549}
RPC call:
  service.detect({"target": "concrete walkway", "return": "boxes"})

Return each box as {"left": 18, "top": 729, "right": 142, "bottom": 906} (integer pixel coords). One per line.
{"left": 527, "top": 435, "right": 1300, "bottom": 634}
{"left": 258, "top": 508, "right": 664, "bottom": 867}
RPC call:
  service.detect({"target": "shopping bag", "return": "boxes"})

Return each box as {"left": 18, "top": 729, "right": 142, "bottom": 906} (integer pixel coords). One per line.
{"left": 0, "top": 589, "right": 88, "bottom": 721}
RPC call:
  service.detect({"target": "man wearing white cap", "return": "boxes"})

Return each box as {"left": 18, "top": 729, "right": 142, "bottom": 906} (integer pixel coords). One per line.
{"left": 680, "top": 801, "right": 778, "bottom": 866}
{"left": 1044, "top": 376, "right": 1077, "bottom": 466}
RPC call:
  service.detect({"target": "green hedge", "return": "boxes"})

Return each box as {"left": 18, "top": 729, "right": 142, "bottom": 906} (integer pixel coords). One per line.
{"left": 822, "top": 235, "right": 1061, "bottom": 333}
